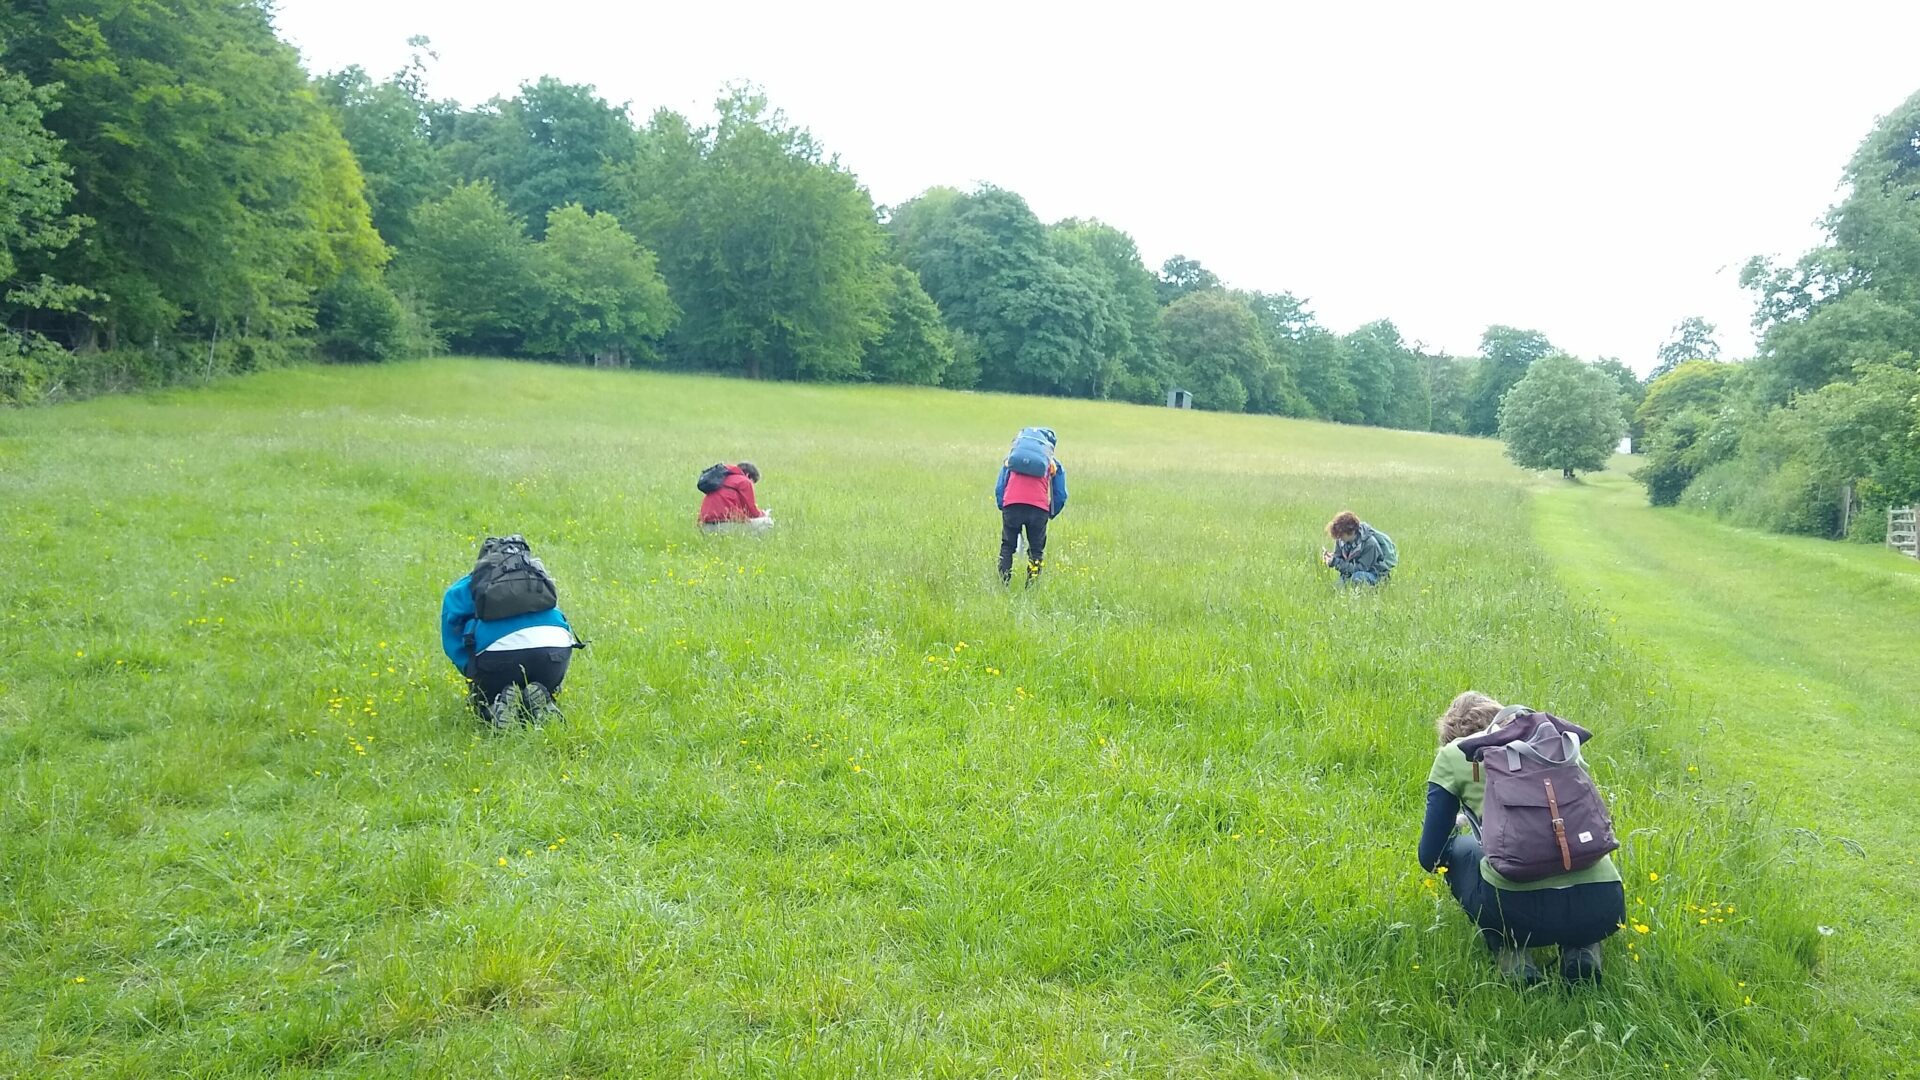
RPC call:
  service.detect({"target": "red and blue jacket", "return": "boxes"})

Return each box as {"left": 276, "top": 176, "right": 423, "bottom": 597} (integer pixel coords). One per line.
{"left": 994, "top": 461, "right": 1069, "bottom": 516}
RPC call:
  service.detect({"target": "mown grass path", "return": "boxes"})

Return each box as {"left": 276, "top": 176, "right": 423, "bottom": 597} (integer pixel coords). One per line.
{"left": 1535, "top": 472, "right": 1920, "bottom": 1064}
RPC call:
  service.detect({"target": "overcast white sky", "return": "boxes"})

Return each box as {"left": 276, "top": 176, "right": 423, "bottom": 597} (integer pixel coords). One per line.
{"left": 274, "top": 0, "right": 1920, "bottom": 373}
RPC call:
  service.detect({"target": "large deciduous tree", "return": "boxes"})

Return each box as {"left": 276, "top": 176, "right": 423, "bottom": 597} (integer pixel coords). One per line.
{"left": 315, "top": 46, "right": 447, "bottom": 248}
{"left": 862, "top": 263, "right": 954, "bottom": 385}
{"left": 527, "top": 203, "right": 677, "bottom": 364}
{"left": 1740, "top": 89, "right": 1920, "bottom": 404}
{"left": 1467, "top": 325, "right": 1557, "bottom": 435}
{"left": 1497, "top": 353, "right": 1626, "bottom": 478}
{"left": 0, "top": 64, "right": 89, "bottom": 401}
{"left": 1, "top": 0, "right": 387, "bottom": 352}
{"left": 393, "top": 181, "right": 535, "bottom": 355}
{"left": 1245, "top": 291, "right": 1342, "bottom": 421}
{"left": 1649, "top": 316, "right": 1720, "bottom": 382}
{"left": 620, "top": 89, "right": 888, "bottom": 381}
{"left": 1341, "top": 319, "right": 1426, "bottom": 428}
{"left": 1051, "top": 219, "right": 1163, "bottom": 399}
{"left": 1160, "top": 290, "right": 1272, "bottom": 412}
{"left": 1631, "top": 360, "right": 1742, "bottom": 505}
{"left": 438, "top": 76, "right": 639, "bottom": 237}
{"left": 888, "top": 185, "right": 1114, "bottom": 395}
{"left": 1155, "top": 255, "right": 1220, "bottom": 305}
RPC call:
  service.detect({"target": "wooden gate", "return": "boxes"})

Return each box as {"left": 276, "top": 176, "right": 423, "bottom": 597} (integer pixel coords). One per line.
{"left": 1891, "top": 506, "right": 1919, "bottom": 558}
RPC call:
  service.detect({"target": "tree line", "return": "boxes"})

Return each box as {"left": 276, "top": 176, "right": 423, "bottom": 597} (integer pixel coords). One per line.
{"left": 3, "top": 0, "right": 1641, "bottom": 441}
{"left": 1630, "top": 90, "right": 1920, "bottom": 540}
{"left": 16, "top": 0, "right": 1907, "bottom": 546}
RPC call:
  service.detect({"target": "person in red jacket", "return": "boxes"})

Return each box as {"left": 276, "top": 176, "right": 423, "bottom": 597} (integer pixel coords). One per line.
{"left": 994, "top": 431, "right": 1068, "bottom": 584}
{"left": 699, "top": 461, "right": 773, "bottom": 532}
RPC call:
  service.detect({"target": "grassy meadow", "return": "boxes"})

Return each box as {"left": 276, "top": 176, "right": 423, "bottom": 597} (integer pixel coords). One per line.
{"left": 0, "top": 358, "right": 1907, "bottom": 1077}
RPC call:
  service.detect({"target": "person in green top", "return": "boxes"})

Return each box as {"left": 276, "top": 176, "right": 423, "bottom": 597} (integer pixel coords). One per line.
{"left": 1418, "top": 691, "right": 1625, "bottom": 985}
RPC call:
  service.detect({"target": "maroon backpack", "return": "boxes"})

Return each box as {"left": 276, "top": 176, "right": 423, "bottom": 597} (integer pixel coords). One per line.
{"left": 1464, "top": 707, "right": 1619, "bottom": 882}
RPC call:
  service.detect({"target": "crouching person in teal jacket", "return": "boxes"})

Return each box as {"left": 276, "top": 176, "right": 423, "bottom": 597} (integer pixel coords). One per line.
{"left": 440, "top": 555, "right": 577, "bottom": 728}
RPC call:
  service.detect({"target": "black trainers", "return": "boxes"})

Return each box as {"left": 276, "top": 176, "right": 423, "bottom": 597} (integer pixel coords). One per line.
{"left": 486, "top": 685, "right": 523, "bottom": 730}
{"left": 1560, "top": 943, "right": 1603, "bottom": 985}
{"left": 521, "top": 683, "right": 562, "bottom": 725}
{"left": 1495, "top": 945, "right": 1546, "bottom": 986}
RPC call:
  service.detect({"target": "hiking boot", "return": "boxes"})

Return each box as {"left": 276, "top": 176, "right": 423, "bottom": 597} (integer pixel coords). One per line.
{"left": 1560, "top": 943, "right": 1603, "bottom": 985}
{"left": 1495, "top": 945, "right": 1545, "bottom": 986}
{"left": 486, "top": 685, "right": 523, "bottom": 730}
{"left": 521, "top": 682, "right": 562, "bottom": 725}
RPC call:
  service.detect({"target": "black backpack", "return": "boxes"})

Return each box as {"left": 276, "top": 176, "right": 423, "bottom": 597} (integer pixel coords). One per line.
{"left": 469, "top": 535, "right": 558, "bottom": 621}
{"left": 696, "top": 463, "right": 730, "bottom": 494}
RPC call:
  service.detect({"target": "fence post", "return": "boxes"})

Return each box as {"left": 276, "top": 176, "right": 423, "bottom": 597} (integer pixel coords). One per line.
{"left": 1890, "top": 506, "right": 1920, "bottom": 559}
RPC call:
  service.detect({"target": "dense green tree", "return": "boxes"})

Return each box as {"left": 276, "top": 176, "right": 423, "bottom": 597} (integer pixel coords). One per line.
{"left": 1591, "top": 357, "right": 1646, "bottom": 448}
{"left": 315, "top": 45, "right": 446, "bottom": 248}
{"left": 1052, "top": 219, "right": 1163, "bottom": 399}
{"left": 887, "top": 185, "right": 1109, "bottom": 395}
{"left": 1739, "top": 90, "right": 1920, "bottom": 404}
{"left": 1160, "top": 291, "right": 1272, "bottom": 412}
{"left": 527, "top": 204, "right": 676, "bottom": 363}
{"left": 1242, "top": 291, "right": 1330, "bottom": 419}
{"left": 0, "top": 64, "right": 90, "bottom": 401}
{"left": 863, "top": 263, "right": 954, "bottom": 385}
{"left": 1498, "top": 353, "right": 1626, "bottom": 478}
{"left": 1649, "top": 316, "right": 1720, "bottom": 381}
{"left": 1783, "top": 360, "right": 1920, "bottom": 517}
{"left": 620, "top": 89, "right": 887, "bottom": 380}
{"left": 1680, "top": 361, "right": 1920, "bottom": 536}
{"left": 1387, "top": 340, "right": 1431, "bottom": 431}
{"left": 1467, "top": 325, "right": 1557, "bottom": 435}
{"left": 1156, "top": 255, "right": 1221, "bottom": 305}
{"left": 439, "top": 76, "right": 638, "bottom": 237}
{"left": 1, "top": 0, "right": 387, "bottom": 352}
{"left": 393, "top": 181, "right": 534, "bottom": 354}
{"left": 1631, "top": 361, "right": 1741, "bottom": 506}
{"left": 1342, "top": 319, "right": 1424, "bottom": 427}
{"left": 312, "top": 267, "right": 405, "bottom": 363}
{"left": 1636, "top": 360, "right": 1735, "bottom": 443}
{"left": 1421, "top": 351, "right": 1477, "bottom": 434}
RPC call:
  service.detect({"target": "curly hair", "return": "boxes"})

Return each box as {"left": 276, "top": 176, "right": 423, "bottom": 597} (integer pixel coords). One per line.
{"left": 1437, "top": 691, "right": 1504, "bottom": 745}
{"left": 1326, "top": 510, "right": 1361, "bottom": 538}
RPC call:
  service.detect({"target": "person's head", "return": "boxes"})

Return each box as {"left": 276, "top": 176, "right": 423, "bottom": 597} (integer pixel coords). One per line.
{"left": 1326, "top": 510, "right": 1361, "bottom": 541}
{"left": 1437, "top": 691, "right": 1504, "bottom": 744}
{"left": 1036, "top": 427, "right": 1057, "bottom": 447}
{"left": 736, "top": 461, "right": 761, "bottom": 482}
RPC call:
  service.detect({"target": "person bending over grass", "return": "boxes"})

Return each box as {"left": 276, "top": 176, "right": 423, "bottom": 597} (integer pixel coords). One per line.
{"left": 994, "top": 427, "right": 1069, "bottom": 585}
{"left": 1419, "top": 691, "right": 1625, "bottom": 985}
{"left": 699, "top": 461, "right": 773, "bottom": 533}
{"left": 1322, "top": 510, "right": 1392, "bottom": 588}
{"left": 440, "top": 536, "right": 577, "bottom": 729}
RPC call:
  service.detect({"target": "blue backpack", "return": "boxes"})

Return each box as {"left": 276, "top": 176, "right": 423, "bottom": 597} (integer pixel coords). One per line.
{"left": 1006, "top": 427, "right": 1057, "bottom": 478}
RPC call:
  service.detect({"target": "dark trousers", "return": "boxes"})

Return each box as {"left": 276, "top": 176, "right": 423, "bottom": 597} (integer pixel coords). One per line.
{"left": 998, "top": 504, "right": 1051, "bottom": 583}
{"left": 466, "top": 646, "right": 572, "bottom": 713}
{"left": 1440, "top": 834, "right": 1625, "bottom": 949}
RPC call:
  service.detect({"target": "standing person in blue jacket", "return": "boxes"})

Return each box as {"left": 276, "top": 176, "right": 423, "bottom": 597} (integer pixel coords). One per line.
{"left": 994, "top": 427, "right": 1069, "bottom": 585}
{"left": 439, "top": 535, "right": 577, "bottom": 728}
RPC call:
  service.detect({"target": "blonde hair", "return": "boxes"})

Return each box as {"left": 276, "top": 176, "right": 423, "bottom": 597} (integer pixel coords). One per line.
{"left": 1437, "top": 691, "right": 1504, "bottom": 744}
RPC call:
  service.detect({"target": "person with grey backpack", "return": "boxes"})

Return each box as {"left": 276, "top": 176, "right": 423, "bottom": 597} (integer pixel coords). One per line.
{"left": 438, "top": 535, "right": 579, "bottom": 729}
{"left": 1322, "top": 510, "right": 1396, "bottom": 589}
{"left": 1417, "top": 692, "right": 1625, "bottom": 985}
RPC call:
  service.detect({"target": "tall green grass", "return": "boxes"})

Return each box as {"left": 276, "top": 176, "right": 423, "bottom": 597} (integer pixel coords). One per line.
{"left": 0, "top": 359, "right": 1880, "bottom": 1076}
